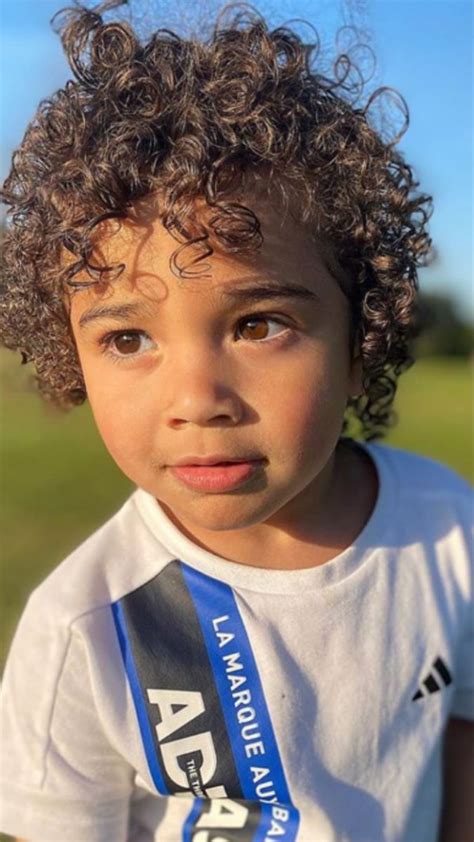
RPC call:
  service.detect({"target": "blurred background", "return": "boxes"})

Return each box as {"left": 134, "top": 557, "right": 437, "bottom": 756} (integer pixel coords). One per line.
{"left": 0, "top": 0, "right": 473, "bottom": 682}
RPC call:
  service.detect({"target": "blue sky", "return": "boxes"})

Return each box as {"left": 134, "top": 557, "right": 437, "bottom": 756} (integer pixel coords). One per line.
{"left": 1, "top": 0, "right": 472, "bottom": 313}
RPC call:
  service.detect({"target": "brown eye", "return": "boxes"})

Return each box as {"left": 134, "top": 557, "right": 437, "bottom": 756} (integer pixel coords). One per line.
{"left": 112, "top": 332, "right": 142, "bottom": 354}
{"left": 237, "top": 317, "right": 288, "bottom": 342}
{"left": 101, "top": 330, "right": 155, "bottom": 360}
{"left": 239, "top": 318, "right": 270, "bottom": 340}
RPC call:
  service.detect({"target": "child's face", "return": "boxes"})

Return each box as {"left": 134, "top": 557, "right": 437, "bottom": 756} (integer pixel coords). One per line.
{"left": 69, "top": 195, "right": 362, "bottom": 536}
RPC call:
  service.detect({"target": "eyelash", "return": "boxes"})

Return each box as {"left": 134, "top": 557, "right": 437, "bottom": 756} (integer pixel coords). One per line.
{"left": 99, "top": 314, "right": 293, "bottom": 363}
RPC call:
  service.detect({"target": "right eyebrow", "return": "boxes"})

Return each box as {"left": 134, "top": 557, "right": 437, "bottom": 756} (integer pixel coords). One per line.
{"left": 78, "top": 302, "right": 156, "bottom": 331}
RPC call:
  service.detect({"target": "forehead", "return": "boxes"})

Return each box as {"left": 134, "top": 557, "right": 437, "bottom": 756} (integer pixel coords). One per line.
{"left": 68, "top": 192, "right": 345, "bottom": 314}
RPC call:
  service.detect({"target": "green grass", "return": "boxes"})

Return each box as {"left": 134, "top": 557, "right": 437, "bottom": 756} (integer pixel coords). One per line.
{"left": 0, "top": 354, "right": 472, "bottom": 671}
{"left": 385, "top": 356, "right": 473, "bottom": 480}
{"left": 0, "top": 357, "right": 133, "bottom": 669}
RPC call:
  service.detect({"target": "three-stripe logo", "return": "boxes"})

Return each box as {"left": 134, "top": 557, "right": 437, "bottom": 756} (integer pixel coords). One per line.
{"left": 412, "top": 656, "right": 452, "bottom": 701}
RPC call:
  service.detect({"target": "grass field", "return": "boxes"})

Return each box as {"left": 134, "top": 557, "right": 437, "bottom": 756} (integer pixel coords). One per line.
{"left": 1, "top": 353, "right": 472, "bottom": 671}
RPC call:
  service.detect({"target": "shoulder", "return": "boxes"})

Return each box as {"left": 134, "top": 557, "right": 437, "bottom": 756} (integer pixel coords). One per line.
{"left": 2, "top": 489, "right": 177, "bottom": 727}
{"left": 367, "top": 442, "right": 473, "bottom": 509}
{"left": 23, "top": 489, "right": 176, "bottom": 629}
{"left": 367, "top": 443, "right": 473, "bottom": 546}
{"left": 365, "top": 442, "right": 473, "bottom": 598}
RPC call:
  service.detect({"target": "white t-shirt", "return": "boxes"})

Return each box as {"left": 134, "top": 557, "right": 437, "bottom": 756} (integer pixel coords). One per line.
{"left": 0, "top": 443, "right": 472, "bottom": 842}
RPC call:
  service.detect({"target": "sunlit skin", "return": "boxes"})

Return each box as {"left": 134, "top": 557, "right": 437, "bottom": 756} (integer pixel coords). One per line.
{"left": 68, "top": 194, "right": 378, "bottom": 570}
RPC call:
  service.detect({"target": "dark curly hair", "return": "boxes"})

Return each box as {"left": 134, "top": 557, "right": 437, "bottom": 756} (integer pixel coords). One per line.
{"left": 0, "top": 0, "right": 432, "bottom": 440}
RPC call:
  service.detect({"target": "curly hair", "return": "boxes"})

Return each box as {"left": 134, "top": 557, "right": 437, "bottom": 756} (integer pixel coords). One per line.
{"left": 0, "top": 0, "right": 432, "bottom": 440}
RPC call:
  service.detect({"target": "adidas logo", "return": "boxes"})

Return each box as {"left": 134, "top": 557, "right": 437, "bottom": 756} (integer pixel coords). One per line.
{"left": 412, "top": 656, "right": 452, "bottom": 701}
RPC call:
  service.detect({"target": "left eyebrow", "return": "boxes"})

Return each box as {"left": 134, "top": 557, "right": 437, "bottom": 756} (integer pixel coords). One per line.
{"left": 220, "top": 281, "right": 319, "bottom": 304}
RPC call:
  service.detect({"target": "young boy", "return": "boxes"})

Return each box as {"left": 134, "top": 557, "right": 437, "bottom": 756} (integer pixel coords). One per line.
{"left": 0, "top": 1, "right": 472, "bottom": 841}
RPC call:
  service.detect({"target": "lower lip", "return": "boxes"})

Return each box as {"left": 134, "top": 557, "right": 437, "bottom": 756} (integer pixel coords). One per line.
{"left": 169, "top": 461, "right": 264, "bottom": 492}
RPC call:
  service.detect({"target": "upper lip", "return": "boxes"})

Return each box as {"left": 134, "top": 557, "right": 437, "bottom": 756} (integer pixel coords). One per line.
{"left": 171, "top": 454, "right": 264, "bottom": 467}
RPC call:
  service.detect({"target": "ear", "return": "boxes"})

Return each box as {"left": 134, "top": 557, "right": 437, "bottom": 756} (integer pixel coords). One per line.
{"left": 348, "top": 340, "right": 363, "bottom": 398}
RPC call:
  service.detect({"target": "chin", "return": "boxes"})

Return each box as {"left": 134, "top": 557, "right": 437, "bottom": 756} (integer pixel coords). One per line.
{"left": 162, "top": 492, "right": 278, "bottom": 534}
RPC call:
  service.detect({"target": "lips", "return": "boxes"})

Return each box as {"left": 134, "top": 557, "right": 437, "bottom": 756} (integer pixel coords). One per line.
{"left": 171, "top": 454, "right": 263, "bottom": 467}
{"left": 168, "top": 457, "right": 265, "bottom": 492}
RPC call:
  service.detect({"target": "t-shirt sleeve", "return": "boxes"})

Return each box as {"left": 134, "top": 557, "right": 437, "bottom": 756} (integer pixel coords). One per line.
{"left": 449, "top": 511, "right": 474, "bottom": 721}
{"left": 0, "top": 589, "right": 134, "bottom": 842}
{"left": 450, "top": 598, "right": 474, "bottom": 720}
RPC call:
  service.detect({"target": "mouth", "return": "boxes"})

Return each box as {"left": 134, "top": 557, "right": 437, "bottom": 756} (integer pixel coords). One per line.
{"left": 171, "top": 454, "right": 264, "bottom": 467}
{"left": 168, "top": 458, "right": 265, "bottom": 492}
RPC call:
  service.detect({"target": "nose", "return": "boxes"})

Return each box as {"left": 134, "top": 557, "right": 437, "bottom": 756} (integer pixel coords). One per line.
{"left": 161, "top": 348, "right": 244, "bottom": 428}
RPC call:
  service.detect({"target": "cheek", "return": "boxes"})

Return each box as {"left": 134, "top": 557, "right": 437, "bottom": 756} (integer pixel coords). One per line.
{"left": 277, "top": 383, "right": 341, "bottom": 444}
{"left": 275, "top": 350, "right": 349, "bottom": 422}
{"left": 86, "top": 378, "right": 153, "bottom": 470}
{"left": 271, "top": 353, "right": 350, "bottom": 457}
